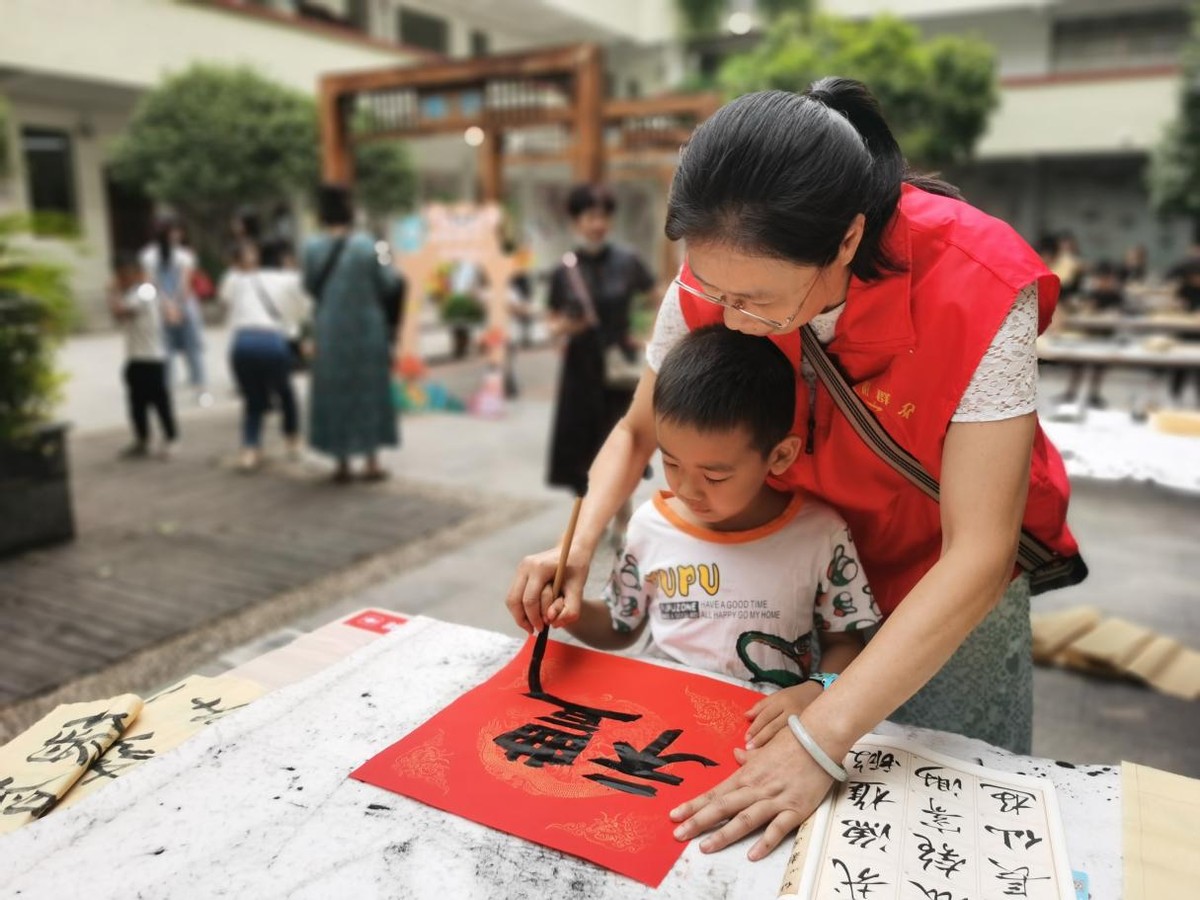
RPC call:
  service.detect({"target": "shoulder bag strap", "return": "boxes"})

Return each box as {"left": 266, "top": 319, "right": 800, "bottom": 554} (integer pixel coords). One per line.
{"left": 250, "top": 275, "right": 284, "bottom": 324}
{"left": 799, "top": 324, "right": 1086, "bottom": 592}
{"left": 311, "top": 237, "right": 348, "bottom": 302}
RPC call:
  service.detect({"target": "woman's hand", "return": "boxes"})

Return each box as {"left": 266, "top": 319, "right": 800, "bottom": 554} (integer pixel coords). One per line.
{"left": 670, "top": 725, "right": 834, "bottom": 861}
{"left": 504, "top": 544, "right": 593, "bottom": 634}
{"left": 744, "top": 682, "right": 822, "bottom": 749}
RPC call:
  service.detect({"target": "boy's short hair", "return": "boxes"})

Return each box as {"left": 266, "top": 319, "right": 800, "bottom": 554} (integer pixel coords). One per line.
{"left": 653, "top": 325, "right": 796, "bottom": 456}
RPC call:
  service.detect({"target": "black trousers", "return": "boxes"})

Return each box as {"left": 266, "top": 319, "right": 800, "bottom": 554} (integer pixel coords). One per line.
{"left": 124, "top": 360, "right": 177, "bottom": 444}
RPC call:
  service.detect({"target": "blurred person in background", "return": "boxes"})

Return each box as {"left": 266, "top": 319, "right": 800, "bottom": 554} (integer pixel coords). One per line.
{"left": 545, "top": 183, "right": 654, "bottom": 538}
{"left": 1051, "top": 231, "right": 1085, "bottom": 303}
{"left": 108, "top": 253, "right": 178, "bottom": 459}
{"left": 219, "top": 238, "right": 310, "bottom": 471}
{"left": 1119, "top": 243, "right": 1149, "bottom": 287}
{"left": 141, "top": 216, "right": 211, "bottom": 407}
{"left": 1055, "top": 260, "right": 1126, "bottom": 409}
{"left": 303, "top": 184, "right": 400, "bottom": 483}
{"left": 1165, "top": 243, "right": 1200, "bottom": 405}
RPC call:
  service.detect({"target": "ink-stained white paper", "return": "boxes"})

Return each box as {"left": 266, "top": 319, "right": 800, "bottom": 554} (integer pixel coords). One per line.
{"left": 787, "top": 735, "right": 1076, "bottom": 900}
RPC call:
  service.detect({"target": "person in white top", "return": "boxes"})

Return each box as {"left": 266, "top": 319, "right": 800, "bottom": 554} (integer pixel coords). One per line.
{"left": 107, "top": 254, "right": 177, "bottom": 459}
{"left": 140, "top": 217, "right": 210, "bottom": 406}
{"left": 514, "top": 325, "right": 880, "bottom": 749}
{"left": 218, "top": 239, "right": 311, "bottom": 471}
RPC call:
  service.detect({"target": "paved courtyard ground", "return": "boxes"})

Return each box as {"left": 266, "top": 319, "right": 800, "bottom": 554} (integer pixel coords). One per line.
{"left": 1, "top": 326, "right": 1196, "bottom": 778}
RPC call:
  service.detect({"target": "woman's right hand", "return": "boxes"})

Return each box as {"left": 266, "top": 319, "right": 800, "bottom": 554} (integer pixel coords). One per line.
{"left": 505, "top": 545, "right": 593, "bottom": 633}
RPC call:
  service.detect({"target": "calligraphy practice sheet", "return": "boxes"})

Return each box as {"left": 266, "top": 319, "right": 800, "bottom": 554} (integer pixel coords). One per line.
{"left": 0, "top": 694, "right": 142, "bottom": 833}
{"left": 785, "top": 735, "right": 1076, "bottom": 900}
{"left": 351, "top": 636, "right": 763, "bottom": 887}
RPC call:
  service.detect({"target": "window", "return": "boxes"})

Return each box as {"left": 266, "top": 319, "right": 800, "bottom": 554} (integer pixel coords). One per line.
{"left": 347, "top": 0, "right": 370, "bottom": 33}
{"left": 21, "top": 128, "right": 77, "bottom": 235}
{"left": 398, "top": 6, "right": 448, "bottom": 54}
{"left": 470, "top": 29, "right": 489, "bottom": 58}
{"left": 1053, "top": 10, "right": 1188, "bottom": 73}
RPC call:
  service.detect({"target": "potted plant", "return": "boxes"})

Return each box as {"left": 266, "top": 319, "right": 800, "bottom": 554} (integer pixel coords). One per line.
{"left": 430, "top": 261, "right": 486, "bottom": 359}
{"left": 0, "top": 213, "right": 77, "bottom": 557}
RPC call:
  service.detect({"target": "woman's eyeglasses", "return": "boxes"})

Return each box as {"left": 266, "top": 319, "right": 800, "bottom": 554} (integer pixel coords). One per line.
{"left": 672, "top": 271, "right": 821, "bottom": 330}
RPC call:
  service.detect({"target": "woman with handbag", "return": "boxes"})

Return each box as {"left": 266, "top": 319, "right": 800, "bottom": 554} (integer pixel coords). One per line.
{"left": 218, "top": 239, "right": 309, "bottom": 471}
{"left": 508, "top": 81, "right": 1088, "bottom": 861}
{"left": 545, "top": 184, "right": 654, "bottom": 529}
{"left": 304, "top": 184, "right": 401, "bottom": 483}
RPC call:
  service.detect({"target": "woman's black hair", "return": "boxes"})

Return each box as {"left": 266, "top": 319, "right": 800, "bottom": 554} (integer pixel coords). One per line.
{"left": 565, "top": 183, "right": 617, "bottom": 220}
{"left": 153, "top": 215, "right": 178, "bottom": 271}
{"left": 259, "top": 238, "right": 294, "bottom": 269}
{"left": 665, "top": 78, "right": 961, "bottom": 282}
{"left": 653, "top": 325, "right": 795, "bottom": 457}
{"left": 317, "top": 183, "right": 354, "bottom": 227}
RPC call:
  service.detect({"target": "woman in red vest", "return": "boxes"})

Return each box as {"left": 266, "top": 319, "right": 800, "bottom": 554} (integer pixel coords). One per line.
{"left": 506, "top": 78, "right": 1086, "bottom": 860}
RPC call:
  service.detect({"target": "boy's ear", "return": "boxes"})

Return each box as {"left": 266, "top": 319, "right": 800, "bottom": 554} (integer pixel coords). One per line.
{"left": 768, "top": 434, "right": 803, "bottom": 474}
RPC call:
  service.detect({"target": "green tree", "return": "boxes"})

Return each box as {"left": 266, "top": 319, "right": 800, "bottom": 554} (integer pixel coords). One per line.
{"left": 110, "top": 65, "right": 415, "bottom": 265}
{"left": 718, "top": 13, "right": 998, "bottom": 168}
{"left": 1149, "top": 2, "right": 1200, "bottom": 238}
{"left": 0, "top": 214, "right": 74, "bottom": 442}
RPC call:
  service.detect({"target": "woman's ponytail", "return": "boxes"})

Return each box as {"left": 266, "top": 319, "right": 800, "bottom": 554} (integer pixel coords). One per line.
{"left": 804, "top": 77, "right": 906, "bottom": 275}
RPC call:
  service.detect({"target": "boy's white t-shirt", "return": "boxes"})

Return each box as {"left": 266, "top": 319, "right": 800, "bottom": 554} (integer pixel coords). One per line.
{"left": 119, "top": 283, "right": 165, "bottom": 362}
{"left": 604, "top": 490, "right": 880, "bottom": 688}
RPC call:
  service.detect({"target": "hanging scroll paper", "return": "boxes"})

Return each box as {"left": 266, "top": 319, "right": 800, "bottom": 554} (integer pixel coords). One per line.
{"left": 778, "top": 734, "right": 1076, "bottom": 900}
{"left": 351, "top": 637, "right": 762, "bottom": 887}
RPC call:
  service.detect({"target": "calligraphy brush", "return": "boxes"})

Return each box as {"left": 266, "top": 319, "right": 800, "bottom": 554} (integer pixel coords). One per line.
{"left": 527, "top": 478, "right": 586, "bottom": 695}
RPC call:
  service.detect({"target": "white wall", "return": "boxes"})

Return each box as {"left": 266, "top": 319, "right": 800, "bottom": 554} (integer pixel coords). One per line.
{"left": 977, "top": 73, "right": 1179, "bottom": 158}
{"left": 0, "top": 0, "right": 412, "bottom": 94}
{"left": 0, "top": 97, "right": 135, "bottom": 328}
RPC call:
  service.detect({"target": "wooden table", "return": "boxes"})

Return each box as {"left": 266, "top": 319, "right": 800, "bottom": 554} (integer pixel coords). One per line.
{"left": 1038, "top": 335, "right": 1200, "bottom": 369}
{"left": 1059, "top": 312, "right": 1200, "bottom": 338}
{"left": 0, "top": 616, "right": 1122, "bottom": 899}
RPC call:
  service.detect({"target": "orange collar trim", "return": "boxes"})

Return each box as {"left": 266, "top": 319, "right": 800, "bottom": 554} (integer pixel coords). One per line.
{"left": 651, "top": 490, "right": 805, "bottom": 544}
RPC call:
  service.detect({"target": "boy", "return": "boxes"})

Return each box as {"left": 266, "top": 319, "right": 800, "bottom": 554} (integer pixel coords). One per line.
{"left": 108, "top": 253, "right": 178, "bottom": 459}
{"left": 556, "top": 325, "right": 879, "bottom": 748}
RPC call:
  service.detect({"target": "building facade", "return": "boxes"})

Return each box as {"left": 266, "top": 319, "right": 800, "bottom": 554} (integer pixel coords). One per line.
{"left": 0, "top": 0, "right": 680, "bottom": 326}
{"left": 826, "top": 0, "right": 1193, "bottom": 272}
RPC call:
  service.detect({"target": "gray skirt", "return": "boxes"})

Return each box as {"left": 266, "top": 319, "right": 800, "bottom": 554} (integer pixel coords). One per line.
{"left": 870, "top": 575, "right": 1033, "bottom": 754}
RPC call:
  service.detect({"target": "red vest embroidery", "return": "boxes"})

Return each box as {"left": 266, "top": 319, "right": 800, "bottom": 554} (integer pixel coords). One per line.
{"left": 677, "top": 185, "right": 1079, "bottom": 616}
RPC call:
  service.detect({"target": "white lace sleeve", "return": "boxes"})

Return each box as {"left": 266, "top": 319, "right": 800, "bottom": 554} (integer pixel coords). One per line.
{"left": 951, "top": 282, "right": 1040, "bottom": 422}
{"left": 645, "top": 282, "right": 688, "bottom": 373}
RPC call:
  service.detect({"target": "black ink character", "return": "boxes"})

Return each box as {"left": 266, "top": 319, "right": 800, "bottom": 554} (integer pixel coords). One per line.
{"left": 493, "top": 693, "right": 641, "bottom": 769}
{"left": 848, "top": 749, "right": 900, "bottom": 774}
{"left": 0, "top": 777, "right": 57, "bottom": 819}
{"left": 189, "top": 696, "right": 251, "bottom": 725}
{"left": 988, "top": 857, "right": 1051, "bottom": 896}
{"left": 78, "top": 733, "right": 156, "bottom": 785}
{"left": 585, "top": 729, "right": 716, "bottom": 797}
{"left": 981, "top": 783, "right": 1037, "bottom": 816}
{"left": 846, "top": 781, "right": 894, "bottom": 812}
{"left": 915, "top": 766, "right": 963, "bottom": 797}
{"left": 25, "top": 710, "right": 131, "bottom": 766}
{"left": 914, "top": 832, "right": 968, "bottom": 879}
{"left": 984, "top": 825, "right": 1043, "bottom": 851}
{"left": 831, "top": 859, "right": 886, "bottom": 899}
{"left": 907, "top": 882, "right": 967, "bottom": 900}
{"left": 840, "top": 819, "right": 891, "bottom": 851}
{"left": 918, "top": 798, "right": 963, "bottom": 835}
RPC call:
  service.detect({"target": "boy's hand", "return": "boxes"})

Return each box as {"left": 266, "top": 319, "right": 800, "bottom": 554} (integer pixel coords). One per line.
{"left": 505, "top": 545, "right": 590, "bottom": 634}
{"left": 744, "top": 682, "right": 822, "bottom": 749}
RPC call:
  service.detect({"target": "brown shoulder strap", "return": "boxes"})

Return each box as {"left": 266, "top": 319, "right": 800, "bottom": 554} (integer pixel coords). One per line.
{"left": 799, "top": 325, "right": 1086, "bottom": 594}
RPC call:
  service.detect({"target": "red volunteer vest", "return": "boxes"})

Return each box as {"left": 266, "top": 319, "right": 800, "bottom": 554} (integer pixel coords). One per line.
{"left": 678, "top": 185, "right": 1080, "bottom": 617}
